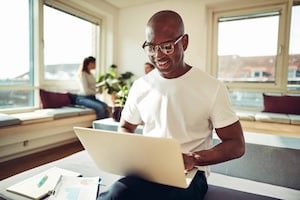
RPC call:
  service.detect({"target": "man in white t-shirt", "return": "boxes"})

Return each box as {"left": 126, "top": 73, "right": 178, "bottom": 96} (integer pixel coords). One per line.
{"left": 98, "top": 10, "right": 245, "bottom": 200}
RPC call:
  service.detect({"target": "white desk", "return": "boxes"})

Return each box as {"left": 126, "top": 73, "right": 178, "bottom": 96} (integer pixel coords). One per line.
{"left": 93, "top": 118, "right": 143, "bottom": 134}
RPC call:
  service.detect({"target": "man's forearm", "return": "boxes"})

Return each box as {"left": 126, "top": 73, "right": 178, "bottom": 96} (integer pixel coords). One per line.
{"left": 118, "top": 126, "right": 133, "bottom": 133}
{"left": 193, "top": 140, "right": 245, "bottom": 166}
{"left": 118, "top": 119, "right": 137, "bottom": 133}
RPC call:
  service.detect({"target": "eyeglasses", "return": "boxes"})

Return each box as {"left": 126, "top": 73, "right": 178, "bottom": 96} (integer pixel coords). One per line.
{"left": 142, "top": 35, "right": 184, "bottom": 56}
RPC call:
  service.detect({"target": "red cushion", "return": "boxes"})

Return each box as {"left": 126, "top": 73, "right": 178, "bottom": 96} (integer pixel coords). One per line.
{"left": 263, "top": 93, "right": 300, "bottom": 115}
{"left": 40, "top": 89, "right": 71, "bottom": 108}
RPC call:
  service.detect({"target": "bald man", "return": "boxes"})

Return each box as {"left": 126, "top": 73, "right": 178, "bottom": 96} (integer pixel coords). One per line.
{"left": 99, "top": 10, "right": 245, "bottom": 200}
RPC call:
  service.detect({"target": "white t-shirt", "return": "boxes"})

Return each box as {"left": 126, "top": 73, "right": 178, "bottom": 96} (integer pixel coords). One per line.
{"left": 122, "top": 67, "right": 238, "bottom": 173}
{"left": 77, "top": 72, "right": 96, "bottom": 96}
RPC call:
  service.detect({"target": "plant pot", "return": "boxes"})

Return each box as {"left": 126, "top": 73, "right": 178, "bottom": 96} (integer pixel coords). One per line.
{"left": 112, "top": 106, "right": 123, "bottom": 122}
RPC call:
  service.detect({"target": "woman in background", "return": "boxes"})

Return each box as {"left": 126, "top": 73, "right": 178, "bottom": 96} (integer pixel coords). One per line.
{"left": 76, "top": 56, "right": 109, "bottom": 119}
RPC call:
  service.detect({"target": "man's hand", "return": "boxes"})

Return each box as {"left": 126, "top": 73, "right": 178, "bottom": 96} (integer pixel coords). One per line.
{"left": 182, "top": 153, "right": 200, "bottom": 172}
{"left": 118, "top": 119, "right": 138, "bottom": 133}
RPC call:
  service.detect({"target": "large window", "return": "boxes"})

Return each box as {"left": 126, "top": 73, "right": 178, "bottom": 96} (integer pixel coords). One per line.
{"left": 288, "top": 4, "right": 300, "bottom": 90}
{"left": 0, "top": 0, "right": 33, "bottom": 109}
{"left": 43, "top": 5, "right": 97, "bottom": 81}
{"left": 208, "top": 1, "right": 299, "bottom": 110}
{"left": 0, "top": 1, "right": 101, "bottom": 111}
{"left": 217, "top": 11, "right": 279, "bottom": 84}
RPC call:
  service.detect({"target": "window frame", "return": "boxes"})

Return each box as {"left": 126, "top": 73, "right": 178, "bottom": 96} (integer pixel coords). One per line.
{"left": 206, "top": 0, "right": 294, "bottom": 94}
{"left": 41, "top": 0, "right": 102, "bottom": 91}
{"left": 0, "top": 0, "right": 35, "bottom": 112}
{"left": 0, "top": 0, "right": 105, "bottom": 113}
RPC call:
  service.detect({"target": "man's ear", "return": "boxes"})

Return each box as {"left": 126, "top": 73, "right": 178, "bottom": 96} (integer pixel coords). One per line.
{"left": 182, "top": 34, "right": 189, "bottom": 51}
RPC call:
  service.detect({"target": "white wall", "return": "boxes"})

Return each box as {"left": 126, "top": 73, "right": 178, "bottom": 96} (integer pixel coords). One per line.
{"left": 116, "top": 0, "right": 207, "bottom": 77}
{"left": 115, "top": 0, "right": 258, "bottom": 77}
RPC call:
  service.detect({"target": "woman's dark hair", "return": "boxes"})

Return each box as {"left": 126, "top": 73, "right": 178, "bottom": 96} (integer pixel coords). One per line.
{"left": 80, "top": 56, "right": 96, "bottom": 74}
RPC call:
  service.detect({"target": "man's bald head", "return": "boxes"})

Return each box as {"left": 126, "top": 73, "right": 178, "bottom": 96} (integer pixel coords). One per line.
{"left": 146, "top": 10, "right": 184, "bottom": 40}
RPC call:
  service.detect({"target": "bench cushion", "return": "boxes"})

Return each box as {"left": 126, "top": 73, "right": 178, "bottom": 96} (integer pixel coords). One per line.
{"left": 65, "top": 106, "right": 96, "bottom": 115}
{"left": 289, "top": 114, "right": 300, "bottom": 125}
{"left": 35, "top": 107, "right": 80, "bottom": 119}
{"left": 10, "top": 112, "right": 53, "bottom": 124}
{"left": 254, "top": 112, "right": 290, "bottom": 124}
{"left": 0, "top": 114, "right": 21, "bottom": 127}
{"left": 235, "top": 110, "right": 255, "bottom": 121}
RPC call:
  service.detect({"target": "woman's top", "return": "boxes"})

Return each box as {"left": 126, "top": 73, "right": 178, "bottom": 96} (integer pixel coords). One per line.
{"left": 77, "top": 71, "right": 96, "bottom": 96}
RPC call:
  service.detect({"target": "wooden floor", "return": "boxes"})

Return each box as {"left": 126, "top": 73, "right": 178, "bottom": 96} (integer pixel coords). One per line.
{"left": 0, "top": 141, "right": 84, "bottom": 181}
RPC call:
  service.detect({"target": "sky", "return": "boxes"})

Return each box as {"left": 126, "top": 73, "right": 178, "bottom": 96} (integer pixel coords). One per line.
{"left": 218, "top": 7, "right": 300, "bottom": 57}
{"left": 0, "top": 1, "right": 93, "bottom": 79}
{"left": 43, "top": 6, "right": 93, "bottom": 65}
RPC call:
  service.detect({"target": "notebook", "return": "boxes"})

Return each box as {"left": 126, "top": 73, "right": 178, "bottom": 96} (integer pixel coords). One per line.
{"left": 6, "top": 167, "right": 81, "bottom": 200}
{"left": 73, "top": 127, "right": 197, "bottom": 188}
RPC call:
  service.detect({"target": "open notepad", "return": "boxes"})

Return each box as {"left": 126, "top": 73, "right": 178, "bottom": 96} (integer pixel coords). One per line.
{"left": 6, "top": 167, "right": 81, "bottom": 200}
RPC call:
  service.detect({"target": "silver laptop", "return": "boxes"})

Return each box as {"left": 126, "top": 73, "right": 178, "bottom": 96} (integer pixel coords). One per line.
{"left": 73, "top": 127, "right": 197, "bottom": 188}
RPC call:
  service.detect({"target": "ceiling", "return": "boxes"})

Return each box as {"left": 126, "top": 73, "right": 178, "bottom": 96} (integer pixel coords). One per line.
{"left": 103, "top": 0, "right": 163, "bottom": 8}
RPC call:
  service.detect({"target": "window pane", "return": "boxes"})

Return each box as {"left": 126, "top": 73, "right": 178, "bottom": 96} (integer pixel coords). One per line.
{"left": 0, "top": 0, "right": 33, "bottom": 109}
{"left": 229, "top": 91, "right": 263, "bottom": 110}
{"left": 0, "top": 90, "right": 33, "bottom": 109}
{"left": 44, "top": 5, "right": 97, "bottom": 80}
{"left": 0, "top": 0, "right": 31, "bottom": 84}
{"left": 288, "top": 5, "right": 300, "bottom": 91}
{"left": 217, "top": 12, "right": 279, "bottom": 83}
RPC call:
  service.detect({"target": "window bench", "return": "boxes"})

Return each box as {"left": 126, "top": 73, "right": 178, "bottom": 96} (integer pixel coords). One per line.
{"left": 236, "top": 110, "right": 300, "bottom": 138}
{"left": 0, "top": 106, "right": 97, "bottom": 163}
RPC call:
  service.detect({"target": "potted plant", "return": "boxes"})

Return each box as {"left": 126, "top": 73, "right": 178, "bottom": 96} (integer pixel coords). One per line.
{"left": 97, "top": 64, "right": 119, "bottom": 97}
{"left": 97, "top": 65, "right": 134, "bottom": 121}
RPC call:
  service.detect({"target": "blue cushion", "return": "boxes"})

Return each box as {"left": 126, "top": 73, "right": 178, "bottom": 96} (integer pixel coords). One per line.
{"left": 0, "top": 114, "right": 21, "bottom": 127}
{"left": 35, "top": 107, "right": 80, "bottom": 119}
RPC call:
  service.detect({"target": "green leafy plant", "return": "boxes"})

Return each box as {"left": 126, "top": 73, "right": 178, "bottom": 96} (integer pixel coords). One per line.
{"left": 97, "top": 64, "right": 134, "bottom": 106}
{"left": 115, "top": 84, "right": 130, "bottom": 106}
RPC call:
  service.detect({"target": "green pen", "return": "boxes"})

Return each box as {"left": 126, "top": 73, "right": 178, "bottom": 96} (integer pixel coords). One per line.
{"left": 37, "top": 175, "right": 48, "bottom": 187}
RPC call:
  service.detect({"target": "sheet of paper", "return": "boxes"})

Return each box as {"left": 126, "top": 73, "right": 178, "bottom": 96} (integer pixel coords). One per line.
{"left": 48, "top": 176, "right": 100, "bottom": 200}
